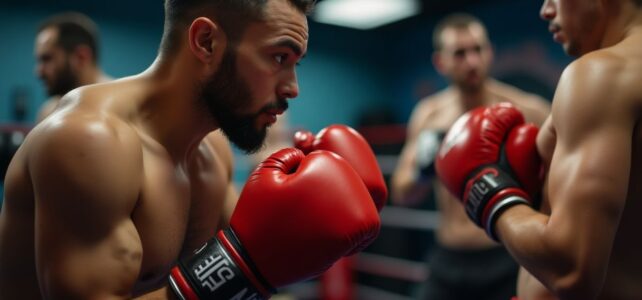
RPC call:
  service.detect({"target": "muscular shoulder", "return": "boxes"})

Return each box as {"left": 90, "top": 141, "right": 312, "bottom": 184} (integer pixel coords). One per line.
{"left": 559, "top": 50, "right": 631, "bottom": 108}
{"left": 553, "top": 50, "right": 636, "bottom": 134}
{"left": 490, "top": 80, "right": 551, "bottom": 126}
{"left": 28, "top": 96, "right": 143, "bottom": 198}
{"left": 413, "top": 90, "right": 453, "bottom": 120}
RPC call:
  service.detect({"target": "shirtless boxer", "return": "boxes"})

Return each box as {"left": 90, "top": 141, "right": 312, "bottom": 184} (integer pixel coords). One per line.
{"left": 34, "top": 12, "right": 112, "bottom": 122}
{"left": 435, "top": 1, "right": 642, "bottom": 299}
{"left": 0, "top": 1, "right": 386, "bottom": 299}
{"left": 391, "top": 13, "right": 549, "bottom": 300}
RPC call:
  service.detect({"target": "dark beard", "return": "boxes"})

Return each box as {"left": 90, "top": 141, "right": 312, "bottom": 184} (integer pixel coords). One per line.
{"left": 199, "top": 50, "right": 288, "bottom": 154}
{"left": 48, "top": 58, "right": 79, "bottom": 97}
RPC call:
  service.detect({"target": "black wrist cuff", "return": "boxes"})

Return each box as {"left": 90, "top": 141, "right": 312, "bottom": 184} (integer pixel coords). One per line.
{"left": 176, "top": 234, "right": 268, "bottom": 300}
{"left": 464, "top": 165, "right": 522, "bottom": 226}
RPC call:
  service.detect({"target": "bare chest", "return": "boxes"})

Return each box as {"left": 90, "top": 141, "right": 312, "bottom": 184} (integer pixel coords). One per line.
{"left": 131, "top": 147, "right": 229, "bottom": 292}
{"left": 423, "top": 107, "right": 464, "bottom": 132}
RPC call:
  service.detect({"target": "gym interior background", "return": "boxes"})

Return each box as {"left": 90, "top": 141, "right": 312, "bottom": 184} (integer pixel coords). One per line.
{"left": 0, "top": 0, "right": 572, "bottom": 299}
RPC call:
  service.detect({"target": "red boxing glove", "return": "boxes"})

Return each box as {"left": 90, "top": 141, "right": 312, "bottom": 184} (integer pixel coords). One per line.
{"left": 169, "top": 148, "right": 380, "bottom": 300}
{"left": 435, "top": 103, "right": 543, "bottom": 241}
{"left": 294, "top": 125, "right": 388, "bottom": 211}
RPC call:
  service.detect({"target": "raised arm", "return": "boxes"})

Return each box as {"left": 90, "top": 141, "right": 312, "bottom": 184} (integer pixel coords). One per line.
{"left": 391, "top": 99, "right": 438, "bottom": 205}
{"left": 496, "top": 54, "right": 633, "bottom": 298}
{"left": 29, "top": 115, "right": 144, "bottom": 299}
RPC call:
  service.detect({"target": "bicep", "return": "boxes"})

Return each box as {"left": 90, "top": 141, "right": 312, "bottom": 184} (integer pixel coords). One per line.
{"left": 546, "top": 61, "right": 632, "bottom": 241}
{"left": 496, "top": 57, "right": 634, "bottom": 295}
{"left": 546, "top": 116, "right": 630, "bottom": 254}
{"left": 29, "top": 120, "right": 143, "bottom": 299}
{"left": 544, "top": 60, "right": 633, "bottom": 275}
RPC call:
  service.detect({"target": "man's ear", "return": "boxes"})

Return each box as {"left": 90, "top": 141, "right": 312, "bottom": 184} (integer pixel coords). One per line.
{"left": 432, "top": 51, "right": 446, "bottom": 76}
{"left": 188, "top": 17, "right": 227, "bottom": 65}
{"left": 70, "top": 45, "right": 93, "bottom": 69}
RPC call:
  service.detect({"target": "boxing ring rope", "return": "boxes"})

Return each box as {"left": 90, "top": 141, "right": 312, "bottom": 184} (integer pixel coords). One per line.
{"left": 379, "top": 205, "right": 440, "bottom": 232}
{"left": 282, "top": 203, "right": 438, "bottom": 300}
{"left": 355, "top": 251, "right": 429, "bottom": 284}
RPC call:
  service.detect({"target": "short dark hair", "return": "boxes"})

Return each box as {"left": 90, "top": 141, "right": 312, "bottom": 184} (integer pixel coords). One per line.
{"left": 161, "top": 0, "right": 315, "bottom": 54}
{"left": 432, "top": 13, "right": 486, "bottom": 51}
{"left": 635, "top": 0, "right": 642, "bottom": 6}
{"left": 38, "top": 12, "right": 100, "bottom": 63}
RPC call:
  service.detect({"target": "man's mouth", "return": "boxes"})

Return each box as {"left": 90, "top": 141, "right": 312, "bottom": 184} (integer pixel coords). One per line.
{"left": 264, "top": 108, "right": 285, "bottom": 116}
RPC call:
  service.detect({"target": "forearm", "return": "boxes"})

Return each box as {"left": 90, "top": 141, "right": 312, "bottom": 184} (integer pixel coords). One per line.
{"left": 391, "top": 168, "right": 431, "bottom": 206}
{"left": 391, "top": 149, "right": 430, "bottom": 206}
{"left": 496, "top": 205, "right": 601, "bottom": 299}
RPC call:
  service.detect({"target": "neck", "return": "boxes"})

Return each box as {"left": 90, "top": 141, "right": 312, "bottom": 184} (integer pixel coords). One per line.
{"left": 78, "top": 64, "right": 107, "bottom": 86}
{"left": 135, "top": 52, "right": 218, "bottom": 163}
{"left": 454, "top": 80, "right": 491, "bottom": 111}
{"left": 601, "top": 3, "right": 642, "bottom": 48}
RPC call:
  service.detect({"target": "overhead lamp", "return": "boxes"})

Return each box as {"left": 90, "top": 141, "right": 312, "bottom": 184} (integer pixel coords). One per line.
{"left": 312, "top": 0, "right": 421, "bottom": 30}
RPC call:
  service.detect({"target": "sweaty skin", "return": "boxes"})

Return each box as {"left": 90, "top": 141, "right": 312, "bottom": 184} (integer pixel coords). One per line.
{"left": 499, "top": 3, "right": 642, "bottom": 299}
{"left": 0, "top": 0, "right": 309, "bottom": 299}
{"left": 0, "top": 83, "right": 237, "bottom": 300}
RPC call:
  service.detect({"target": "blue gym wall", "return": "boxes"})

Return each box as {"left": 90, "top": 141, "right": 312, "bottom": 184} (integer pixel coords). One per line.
{"left": 0, "top": 2, "right": 393, "bottom": 131}
{"left": 0, "top": 0, "right": 572, "bottom": 201}
{"left": 0, "top": 0, "right": 572, "bottom": 129}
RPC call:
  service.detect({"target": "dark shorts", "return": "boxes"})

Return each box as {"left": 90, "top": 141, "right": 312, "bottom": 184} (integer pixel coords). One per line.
{"left": 421, "top": 245, "right": 519, "bottom": 300}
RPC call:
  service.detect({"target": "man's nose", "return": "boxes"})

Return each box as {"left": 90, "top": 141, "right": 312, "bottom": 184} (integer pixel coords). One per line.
{"left": 540, "top": 0, "right": 555, "bottom": 21}
{"left": 277, "top": 72, "right": 299, "bottom": 100}
{"left": 465, "top": 51, "right": 482, "bottom": 68}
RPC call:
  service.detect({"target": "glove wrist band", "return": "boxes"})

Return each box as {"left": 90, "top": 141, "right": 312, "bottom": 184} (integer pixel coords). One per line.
{"left": 169, "top": 229, "right": 271, "bottom": 300}
{"left": 464, "top": 165, "right": 531, "bottom": 241}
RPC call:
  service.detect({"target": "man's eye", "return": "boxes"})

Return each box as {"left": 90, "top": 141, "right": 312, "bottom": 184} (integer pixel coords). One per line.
{"left": 39, "top": 55, "right": 52, "bottom": 63}
{"left": 275, "top": 54, "right": 287, "bottom": 64}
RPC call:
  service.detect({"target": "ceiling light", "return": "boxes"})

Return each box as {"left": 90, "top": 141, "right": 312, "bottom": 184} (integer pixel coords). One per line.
{"left": 313, "top": 0, "right": 421, "bottom": 30}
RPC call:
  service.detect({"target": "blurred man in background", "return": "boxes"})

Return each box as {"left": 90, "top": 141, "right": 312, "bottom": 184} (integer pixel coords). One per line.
{"left": 2, "top": 12, "right": 111, "bottom": 203}
{"left": 391, "top": 13, "right": 550, "bottom": 300}
{"left": 34, "top": 11, "right": 112, "bottom": 122}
